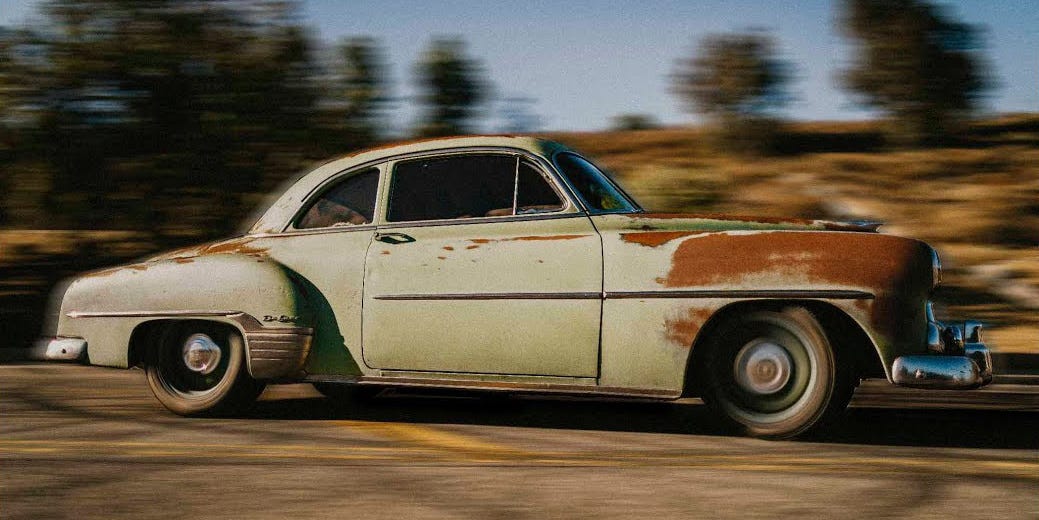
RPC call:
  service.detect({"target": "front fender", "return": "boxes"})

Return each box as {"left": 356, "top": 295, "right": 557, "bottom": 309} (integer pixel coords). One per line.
{"left": 55, "top": 254, "right": 313, "bottom": 375}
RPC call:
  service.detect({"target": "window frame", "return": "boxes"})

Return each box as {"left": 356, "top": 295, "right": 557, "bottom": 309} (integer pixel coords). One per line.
{"left": 380, "top": 149, "right": 574, "bottom": 226}
{"left": 283, "top": 164, "right": 386, "bottom": 234}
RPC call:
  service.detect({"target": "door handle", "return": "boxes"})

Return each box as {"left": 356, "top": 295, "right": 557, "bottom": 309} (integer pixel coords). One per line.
{"left": 375, "top": 232, "right": 415, "bottom": 245}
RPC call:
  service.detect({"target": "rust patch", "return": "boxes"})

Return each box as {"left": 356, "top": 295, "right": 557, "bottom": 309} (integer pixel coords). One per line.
{"left": 661, "top": 231, "right": 927, "bottom": 290}
{"left": 442, "top": 246, "right": 455, "bottom": 251}
{"left": 172, "top": 258, "right": 194, "bottom": 264}
{"left": 436, "top": 256, "right": 447, "bottom": 260}
{"left": 510, "top": 234, "right": 586, "bottom": 241}
{"left": 381, "top": 250, "right": 391, "bottom": 255}
{"left": 467, "top": 235, "right": 587, "bottom": 244}
{"left": 197, "top": 237, "right": 269, "bottom": 257}
{"left": 620, "top": 231, "right": 698, "bottom": 248}
{"left": 149, "top": 236, "right": 270, "bottom": 262}
{"left": 80, "top": 267, "right": 121, "bottom": 279}
{"left": 81, "top": 262, "right": 149, "bottom": 278}
{"left": 465, "top": 245, "right": 480, "bottom": 250}
{"left": 664, "top": 307, "right": 715, "bottom": 348}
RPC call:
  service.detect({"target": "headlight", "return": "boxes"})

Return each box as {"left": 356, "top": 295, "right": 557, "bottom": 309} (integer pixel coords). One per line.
{"left": 930, "top": 247, "right": 942, "bottom": 289}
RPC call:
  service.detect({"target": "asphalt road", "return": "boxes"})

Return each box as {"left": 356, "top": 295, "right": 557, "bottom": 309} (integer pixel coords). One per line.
{"left": 2, "top": 364, "right": 1037, "bottom": 519}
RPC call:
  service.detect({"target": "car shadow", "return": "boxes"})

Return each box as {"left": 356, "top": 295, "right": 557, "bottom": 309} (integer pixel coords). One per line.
{"left": 244, "top": 389, "right": 1039, "bottom": 450}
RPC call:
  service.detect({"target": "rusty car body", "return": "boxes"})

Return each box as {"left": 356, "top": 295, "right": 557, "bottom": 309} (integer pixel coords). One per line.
{"left": 37, "top": 136, "right": 992, "bottom": 438}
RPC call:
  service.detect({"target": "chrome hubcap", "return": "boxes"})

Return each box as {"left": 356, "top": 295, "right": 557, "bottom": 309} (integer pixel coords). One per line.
{"left": 734, "top": 340, "right": 793, "bottom": 395}
{"left": 182, "top": 333, "right": 221, "bottom": 375}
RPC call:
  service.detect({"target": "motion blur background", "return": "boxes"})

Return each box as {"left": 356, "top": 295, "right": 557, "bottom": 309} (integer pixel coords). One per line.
{"left": 1, "top": 0, "right": 1036, "bottom": 359}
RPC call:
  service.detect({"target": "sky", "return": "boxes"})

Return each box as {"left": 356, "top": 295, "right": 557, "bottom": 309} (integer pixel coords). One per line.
{"left": 1, "top": 0, "right": 1036, "bottom": 131}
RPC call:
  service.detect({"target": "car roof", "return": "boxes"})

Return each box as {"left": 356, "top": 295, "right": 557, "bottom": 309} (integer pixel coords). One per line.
{"left": 248, "top": 135, "right": 570, "bottom": 234}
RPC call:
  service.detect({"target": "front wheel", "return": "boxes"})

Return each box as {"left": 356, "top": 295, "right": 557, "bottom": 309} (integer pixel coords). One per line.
{"left": 698, "top": 307, "right": 855, "bottom": 439}
{"left": 145, "top": 321, "right": 265, "bottom": 416}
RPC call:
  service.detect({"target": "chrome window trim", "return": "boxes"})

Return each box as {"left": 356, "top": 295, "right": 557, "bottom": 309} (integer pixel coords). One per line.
{"left": 284, "top": 165, "right": 385, "bottom": 233}
{"left": 381, "top": 148, "right": 575, "bottom": 225}
{"left": 262, "top": 223, "right": 377, "bottom": 238}
{"left": 270, "top": 145, "right": 590, "bottom": 233}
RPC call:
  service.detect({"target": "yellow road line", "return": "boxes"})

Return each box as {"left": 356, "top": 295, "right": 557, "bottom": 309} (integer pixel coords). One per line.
{"left": 0, "top": 438, "right": 427, "bottom": 454}
{"left": 1, "top": 438, "right": 1036, "bottom": 480}
{"left": 334, "top": 420, "right": 528, "bottom": 458}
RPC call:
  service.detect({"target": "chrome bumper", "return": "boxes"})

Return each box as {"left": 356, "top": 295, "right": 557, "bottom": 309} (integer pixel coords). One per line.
{"left": 31, "top": 337, "right": 87, "bottom": 362}
{"left": 892, "top": 320, "right": 993, "bottom": 390}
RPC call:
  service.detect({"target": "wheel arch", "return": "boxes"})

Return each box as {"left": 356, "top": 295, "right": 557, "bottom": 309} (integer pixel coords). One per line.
{"left": 128, "top": 318, "right": 248, "bottom": 368}
{"left": 682, "top": 299, "right": 883, "bottom": 397}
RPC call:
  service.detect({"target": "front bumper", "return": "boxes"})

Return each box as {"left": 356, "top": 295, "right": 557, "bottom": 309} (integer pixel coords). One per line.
{"left": 892, "top": 319, "right": 993, "bottom": 390}
{"left": 31, "top": 336, "right": 87, "bottom": 362}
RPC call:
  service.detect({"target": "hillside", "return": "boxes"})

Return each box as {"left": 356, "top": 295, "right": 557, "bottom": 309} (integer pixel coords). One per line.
{"left": 554, "top": 115, "right": 1039, "bottom": 353}
{"left": 2, "top": 116, "right": 1037, "bottom": 354}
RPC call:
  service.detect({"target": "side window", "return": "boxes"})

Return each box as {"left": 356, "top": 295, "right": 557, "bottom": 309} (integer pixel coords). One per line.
{"left": 387, "top": 154, "right": 562, "bottom": 223}
{"left": 296, "top": 168, "right": 380, "bottom": 229}
{"left": 554, "top": 153, "right": 636, "bottom": 213}
{"left": 516, "top": 162, "right": 564, "bottom": 214}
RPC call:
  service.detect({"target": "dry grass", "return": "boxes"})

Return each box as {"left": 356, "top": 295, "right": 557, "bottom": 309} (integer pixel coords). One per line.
{"left": 554, "top": 117, "right": 1039, "bottom": 352}
{"left": 3, "top": 117, "right": 1036, "bottom": 353}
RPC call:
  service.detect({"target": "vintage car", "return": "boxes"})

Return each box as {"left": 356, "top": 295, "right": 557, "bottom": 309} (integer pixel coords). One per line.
{"left": 36, "top": 136, "right": 992, "bottom": 438}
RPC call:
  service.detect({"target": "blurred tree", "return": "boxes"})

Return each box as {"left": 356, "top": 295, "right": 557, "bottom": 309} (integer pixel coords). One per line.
{"left": 323, "top": 36, "right": 388, "bottom": 145}
{"left": 610, "top": 113, "right": 659, "bottom": 131}
{"left": 839, "top": 0, "right": 989, "bottom": 146}
{"left": 1, "top": 0, "right": 330, "bottom": 243}
{"left": 414, "top": 38, "right": 488, "bottom": 137}
{"left": 672, "top": 32, "right": 789, "bottom": 154}
{"left": 499, "top": 96, "right": 540, "bottom": 134}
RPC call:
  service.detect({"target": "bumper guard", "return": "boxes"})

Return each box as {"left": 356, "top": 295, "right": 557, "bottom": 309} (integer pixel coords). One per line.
{"left": 892, "top": 319, "right": 992, "bottom": 390}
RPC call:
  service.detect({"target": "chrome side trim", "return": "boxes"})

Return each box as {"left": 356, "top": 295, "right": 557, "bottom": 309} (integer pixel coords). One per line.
{"left": 303, "top": 375, "right": 681, "bottom": 400}
{"left": 374, "top": 292, "right": 602, "bottom": 301}
{"left": 605, "top": 290, "right": 874, "bottom": 300}
{"left": 67, "top": 310, "right": 241, "bottom": 318}
{"left": 374, "top": 289, "right": 874, "bottom": 301}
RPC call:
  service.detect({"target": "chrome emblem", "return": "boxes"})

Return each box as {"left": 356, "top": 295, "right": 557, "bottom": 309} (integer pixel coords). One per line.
{"left": 263, "top": 315, "right": 299, "bottom": 323}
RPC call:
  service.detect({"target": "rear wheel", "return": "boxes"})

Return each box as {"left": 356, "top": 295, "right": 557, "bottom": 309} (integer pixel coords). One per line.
{"left": 145, "top": 321, "right": 265, "bottom": 416}
{"left": 698, "top": 307, "right": 855, "bottom": 439}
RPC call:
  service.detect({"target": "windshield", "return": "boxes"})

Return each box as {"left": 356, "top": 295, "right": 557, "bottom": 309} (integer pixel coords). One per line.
{"left": 553, "top": 152, "right": 638, "bottom": 213}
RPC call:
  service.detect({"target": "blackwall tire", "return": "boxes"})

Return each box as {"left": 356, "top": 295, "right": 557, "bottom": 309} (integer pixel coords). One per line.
{"left": 698, "top": 307, "right": 854, "bottom": 439}
{"left": 145, "top": 321, "right": 265, "bottom": 416}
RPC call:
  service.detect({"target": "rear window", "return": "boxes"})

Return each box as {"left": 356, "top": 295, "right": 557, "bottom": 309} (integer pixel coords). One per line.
{"left": 296, "top": 168, "right": 380, "bottom": 229}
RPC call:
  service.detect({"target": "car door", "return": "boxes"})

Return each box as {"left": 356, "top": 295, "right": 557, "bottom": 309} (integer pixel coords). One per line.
{"left": 261, "top": 166, "right": 381, "bottom": 375}
{"left": 361, "top": 152, "right": 602, "bottom": 377}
